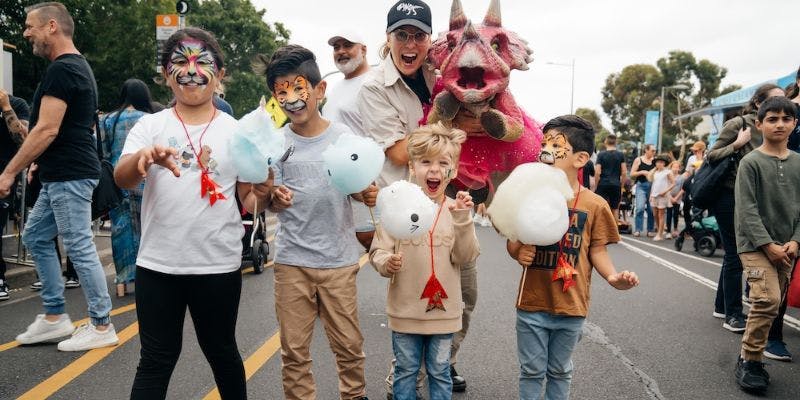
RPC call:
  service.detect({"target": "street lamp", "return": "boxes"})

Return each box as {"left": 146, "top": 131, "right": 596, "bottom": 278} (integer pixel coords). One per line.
{"left": 546, "top": 59, "right": 575, "bottom": 114}
{"left": 657, "top": 84, "right": 690, "bottom": 153}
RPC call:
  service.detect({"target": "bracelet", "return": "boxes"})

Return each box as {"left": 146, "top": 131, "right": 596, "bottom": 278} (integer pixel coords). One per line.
{"left": 2, "top": 109, "right": 14, "bottom": 116}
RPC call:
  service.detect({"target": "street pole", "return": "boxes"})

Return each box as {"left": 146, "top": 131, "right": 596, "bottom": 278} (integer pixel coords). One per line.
{"left": 658, "top": 86, "right": 665, "bottom": 153}
{"left": 570, "top": 58, "right": 575, "bottom": 114}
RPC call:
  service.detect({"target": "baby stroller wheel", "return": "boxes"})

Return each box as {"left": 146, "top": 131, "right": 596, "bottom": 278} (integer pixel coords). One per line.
{"left": 697, "top": 236, "right": 716, "bottom": 257}
{"left": 252, "top": 238, "right": 265, "bottom": 274}
{"left": 674, "top": 235, "right": 684, "bottom": 251}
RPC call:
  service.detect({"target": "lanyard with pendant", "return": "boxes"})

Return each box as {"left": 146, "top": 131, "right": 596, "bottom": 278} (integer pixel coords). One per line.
{"left": 552, "top": 184, "right": 581, "bottom": 292}
{"left": 420, "top": 199, "right": 448, "bottom": 312}
{"left": 174, "top": 107, "right": 226, "bottom": 206}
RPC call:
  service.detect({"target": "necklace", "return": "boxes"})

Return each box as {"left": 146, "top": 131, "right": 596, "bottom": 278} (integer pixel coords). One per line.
{"left": 420, "top": 199, "right": 447, "bottom": 312}
{"left": 174, "top": 107, "right": 226, "bottom": 206}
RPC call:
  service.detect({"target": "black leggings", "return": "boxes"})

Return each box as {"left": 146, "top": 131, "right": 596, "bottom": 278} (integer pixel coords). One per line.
{"left": 130, "top": 266, "right": 246, "bottom": 400}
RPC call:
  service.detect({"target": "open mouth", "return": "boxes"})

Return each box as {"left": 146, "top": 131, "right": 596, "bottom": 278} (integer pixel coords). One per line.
{"left": 401, "top": 53, "right": 418, "bottom": 66}
{"left": 457, "top": 67, "right": 486, "bottom": 90}
{"left": 539, "top": 152, "right": 555, "bottom": 165}
{"left": 336, "top": 56, "right": 350, "bottom": 64}
{"left": 284, "top": 100, "right": 306, "bottom": 113}
{"left": 426, "top": 178, "right": 441, "bottom": 193}
{"left": 177, "top": 75, "right": 210, "bottom": 87}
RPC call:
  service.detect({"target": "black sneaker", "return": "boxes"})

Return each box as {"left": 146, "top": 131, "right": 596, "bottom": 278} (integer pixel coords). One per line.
{"left": 451, "top": 365, "right": 466, "bottom": 392}
{"left": 723, "top": 316, "right": 746, "bottom": 333}
{"left": 735, "top": 356, "right": 769, "bottom": 392}
{"left": 30, "top": 280, "right": 42, "bottom": 291}
{"left": 0, "top": 279, "right": 9, "bottom": 301}
{"left": 65, "top": 277, "right": 80, "bottom": 289}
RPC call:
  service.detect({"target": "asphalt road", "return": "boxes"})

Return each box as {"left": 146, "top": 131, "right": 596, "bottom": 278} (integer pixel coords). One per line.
{"left": 1, "top": 223, "right": 799, "bottom": 399}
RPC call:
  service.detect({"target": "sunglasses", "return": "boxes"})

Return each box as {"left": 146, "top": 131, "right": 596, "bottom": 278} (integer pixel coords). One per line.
{"left": 393, "top": 30, "right": 429, "bottom": 44}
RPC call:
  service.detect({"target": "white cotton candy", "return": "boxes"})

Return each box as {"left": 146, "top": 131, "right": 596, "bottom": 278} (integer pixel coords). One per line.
{"left": 516, "top": 187, "right": 570, "bottom": 245}
{"left": 377, "top": 180, "right": 435, "bottom": 240}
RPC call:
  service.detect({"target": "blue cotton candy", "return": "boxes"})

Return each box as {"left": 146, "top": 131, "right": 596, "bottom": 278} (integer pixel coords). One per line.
{"left": 322, "top": 133, "right": 385, "bottom": 194}
{"left": 230, "top": 107, "right": 285, "bottom": 183}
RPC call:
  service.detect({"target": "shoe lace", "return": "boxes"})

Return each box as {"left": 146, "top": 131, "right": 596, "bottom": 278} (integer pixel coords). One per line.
{"left": 70, "top": 323, "right": 90, "bottom": 338}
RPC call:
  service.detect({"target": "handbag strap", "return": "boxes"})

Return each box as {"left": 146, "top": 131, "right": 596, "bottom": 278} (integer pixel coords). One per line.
{"left": 94, "top": 112, "right": 105, "bottom": 161}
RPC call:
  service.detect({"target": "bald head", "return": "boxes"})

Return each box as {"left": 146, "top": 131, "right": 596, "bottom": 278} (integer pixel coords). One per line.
{"left": 25, "top": 2, "right": 74, "bottom": 38}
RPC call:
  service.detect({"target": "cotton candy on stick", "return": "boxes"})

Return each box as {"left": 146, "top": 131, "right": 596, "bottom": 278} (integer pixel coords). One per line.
{"left": 376, "top": 180, "right": 435, "bottom": 240}
{"left": 322, "top": 133, "right": 385, "bottom": 195}
{"left": 230, "top": 106, "right": 286, "bottom": 183}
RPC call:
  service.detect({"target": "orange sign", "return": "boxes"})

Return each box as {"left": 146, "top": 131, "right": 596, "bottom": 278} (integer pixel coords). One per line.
{"left": 156, "top": 14, "right": 179, "bottom": 28}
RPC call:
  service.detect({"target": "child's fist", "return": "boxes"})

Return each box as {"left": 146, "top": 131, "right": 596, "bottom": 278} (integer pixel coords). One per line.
{"left": 271, "top": 185, "right": 293, "bottom": 211}
{"left": 387, "top": 253, "right": 403, "bottom": 274}
{"left": 517, "top": 244, "right": 535, "bottom": 267}
{"left": 360, "top": 183, "right": 379, "bottom": 207}
{"left": 451, "top": 191, "right": 473, "bottom": 211}
{"left": 608, "top": 270, "right": 639, "bottom": 290}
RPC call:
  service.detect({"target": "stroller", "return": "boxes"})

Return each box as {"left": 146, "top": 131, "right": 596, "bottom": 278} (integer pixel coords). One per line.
{"left": 674, "top": 207, "right": 722, "bottom": 257}
{"left": 240, "top": 205, "right": 270, "bottom": 274}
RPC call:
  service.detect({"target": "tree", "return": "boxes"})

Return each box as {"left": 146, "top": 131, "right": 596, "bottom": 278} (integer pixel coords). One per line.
{"left": 575, "top": 107, "right": 611, "bottom": 151}
{"left": 601, "top": 51, "right": 732, "bottom": 158}
{"left": 1, "top": 0, "right": 288, "bottom": 116}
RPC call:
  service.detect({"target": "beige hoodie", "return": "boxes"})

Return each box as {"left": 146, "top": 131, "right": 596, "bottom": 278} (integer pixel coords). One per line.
{"left": 370, "top": 198, "right": 480, "bottom": 335}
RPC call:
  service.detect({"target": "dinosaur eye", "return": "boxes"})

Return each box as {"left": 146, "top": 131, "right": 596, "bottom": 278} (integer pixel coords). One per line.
{"left": 350, "top": 153, "right": 358, "bottom": 161}
{"left": 491, "top": 40, "right": 500, "bottom": 52}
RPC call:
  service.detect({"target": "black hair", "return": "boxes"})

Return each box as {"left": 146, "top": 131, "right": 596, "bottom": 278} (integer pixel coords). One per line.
{"left": 757, "top": 96, "right": 796, "bottom": 122}
{"left": 542, "top": 115, "right": 595, "bottom": 154}
{"left": 257, "top": 44, "right": 322, "bottom": 90}
{"left": 159, "top": 27, "right": 225, "bottom": 71}
{"left": 115, "top": 79, "right": 155, "bottom": 114}
{"left": 605, "top": 134, "right": 617, "bottom": 145}
{"left": 786, "top": 82, "right": 799, "bottom": 100}
{"left": 743, "top": 83, "right": 782, "bottom": 114}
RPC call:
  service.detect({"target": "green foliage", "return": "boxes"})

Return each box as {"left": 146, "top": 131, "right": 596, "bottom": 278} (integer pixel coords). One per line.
{"left": 1, "top": 0, "right": 288, "bottom": 116}
{"left": 575, "top": 107, "right": 611, "bottom": 151}
{"left": 601, "top": 50, "right": 732, "bottom": 153}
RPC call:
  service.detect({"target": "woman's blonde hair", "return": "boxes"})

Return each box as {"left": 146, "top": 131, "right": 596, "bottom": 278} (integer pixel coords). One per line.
{"left": 407, "top": 122, "right": 467, "bottom": 163}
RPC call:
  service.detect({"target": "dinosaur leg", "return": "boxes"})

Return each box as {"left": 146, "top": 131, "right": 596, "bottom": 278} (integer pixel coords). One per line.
{"left": 480, "top": 109, "right": 523, "bottom": 142}
{"left": 434, "top": 91, "right": 461, "bottom": 121}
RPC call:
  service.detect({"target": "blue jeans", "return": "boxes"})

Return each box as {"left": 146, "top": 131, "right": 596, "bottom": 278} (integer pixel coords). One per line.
{"left": 517, "top": 310, "right": 585, "bottom": 400}
{"left": 22, "top": 179, "right": 112, "bottom": 326}
{"left": 392, "top": 332, "right": 453, "bottom": 400}
{"left": 634, "top": 181, "right": 654, "bottom": 233}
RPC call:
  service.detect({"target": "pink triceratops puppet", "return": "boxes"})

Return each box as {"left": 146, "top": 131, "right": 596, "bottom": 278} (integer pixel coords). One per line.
{"left": 426, "top": 0, "right": 543, "bottom": 190}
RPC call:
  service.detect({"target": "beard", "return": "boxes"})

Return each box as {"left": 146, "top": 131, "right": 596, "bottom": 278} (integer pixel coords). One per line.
{"left": 335, "top": 50, "right": 365, "bottom": 76}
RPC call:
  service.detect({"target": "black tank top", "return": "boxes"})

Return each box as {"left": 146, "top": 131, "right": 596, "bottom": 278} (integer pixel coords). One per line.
{"left": 635, "top": 157, "right": 655, "bottom": 183}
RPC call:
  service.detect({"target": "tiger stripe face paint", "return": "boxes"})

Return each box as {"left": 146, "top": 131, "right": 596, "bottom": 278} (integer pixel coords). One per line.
{"left": 539, "top": 131, "right": 571, "bottom": 165}
{"left": 167, "top": 39, "right": 218, "bottom": 89}
{"left": 273, "top": 75, "right": 310, "bottom": 113}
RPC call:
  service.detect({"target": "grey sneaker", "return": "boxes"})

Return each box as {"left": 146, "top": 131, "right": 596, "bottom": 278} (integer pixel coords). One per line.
{"left": 0, "top": 279, "right": 9, "bottom": 301}
{"left": 57, "top": 323, "right": 119, "bottom": 352}
{"left": 723, "top": 316, "right": 747, "bottom": 333}
{"left": 16, "top": 314, "right": 75, "bottom": 344}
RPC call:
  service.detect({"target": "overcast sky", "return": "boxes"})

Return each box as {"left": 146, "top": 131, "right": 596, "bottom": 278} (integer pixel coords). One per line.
{"left": 253, "top": 0, "right": 799, "bottom": 129}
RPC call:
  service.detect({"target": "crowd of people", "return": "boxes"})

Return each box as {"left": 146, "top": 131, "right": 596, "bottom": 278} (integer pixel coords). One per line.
{"left": 0, "top": 0, "right": 798, "bottom": 399}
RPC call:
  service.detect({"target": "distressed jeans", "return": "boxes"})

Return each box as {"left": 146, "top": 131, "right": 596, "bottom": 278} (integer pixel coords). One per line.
{"left": 22, "top": 179, "right": 112, "bottom": 326}
{"left": 517, "top": 310, "right": 585, "bottom": 400}
{"left": 392, "top": 332, "right": 453, "bottom": 400}
{"left": 634, "top": 181, "right": 654, "bottom": 234}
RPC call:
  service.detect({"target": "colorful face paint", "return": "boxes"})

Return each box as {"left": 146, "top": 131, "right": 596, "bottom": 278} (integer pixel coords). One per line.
{"left": 539, "top": 131, "right": 570, "bottom": 165}
{"left": 273, "top": 76, "right": 311, "bottom": 112}
{"left": 167, "top": 39, "right": 218, "bottom": 88}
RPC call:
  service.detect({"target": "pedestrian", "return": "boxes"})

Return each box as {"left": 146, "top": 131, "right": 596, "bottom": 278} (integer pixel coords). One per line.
{"left": 733, "top": 96, "right": 799, "bottom": 393}
{"left": 0, "top": 2, "right": 118, "bottom": 351}
{"left": 370, "top": 122, "right": 480, "bottom": 400}
{"left": 359, "top": 0, "right": 478, "bottom": 391}
{"left": 506, "top": 115, "right": 639, "bottom": 400}
{"left": 101, "top": 78, "right": 155, "bottom": 297}
{"left": 0, "top": 88, "right": 30, "bottom": 301}
{"left": 665, "top": 161, "right": 686, "bottom": 239}
{"left": 593, "top": 134, "right": 627, "bottom": 221}
{"left": 786, "top": 65, "right": 800, "bottom": 152}
{"left": 707, "top": 83, "right": 784, "bottom": 333}
{"left": 629, "top": 144, "right": 656, "bottom": 237}
{"left": 323, "top": 29, "right": 375, "bottom": 250}
{"left": 115, "top": 27, "right": 270, "bottom": 399}
{"left": 261, "top": 44, "right": 375, "bottom": 400}
{"left": 685, "top": 141, "right": 705, "bottom": 174}
{"left": 647, "top": 154, "right": 674, "bottom": 241}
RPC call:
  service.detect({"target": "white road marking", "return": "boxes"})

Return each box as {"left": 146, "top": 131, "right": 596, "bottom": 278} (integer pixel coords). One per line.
{"left": 625, "top": 237, "right": 720, "bottom": 266}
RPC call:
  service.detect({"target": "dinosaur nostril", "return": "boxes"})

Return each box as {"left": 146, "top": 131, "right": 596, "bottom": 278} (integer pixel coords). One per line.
{"left": 411, "top": 213, "right": 419, "bottom": 222}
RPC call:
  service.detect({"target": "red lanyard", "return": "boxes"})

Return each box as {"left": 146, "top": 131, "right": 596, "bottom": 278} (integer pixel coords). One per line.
{"left": 421, "top": 199, "right": 448, "bottom": 312}
{"left": 552, "top": 183, "right": 582, "bottom": 292}
{"left": 174, "top": 107, "right": 226, "bottom": 206}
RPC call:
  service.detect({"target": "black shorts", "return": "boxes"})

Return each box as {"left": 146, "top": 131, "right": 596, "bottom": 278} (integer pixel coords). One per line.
{"left": 596, "top": 184, "right": 621, "bottom": 209}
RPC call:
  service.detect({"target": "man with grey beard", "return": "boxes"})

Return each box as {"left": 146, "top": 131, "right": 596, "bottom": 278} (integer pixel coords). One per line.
{"left": 323, "top": 30, "right": 376, "bottom": 250}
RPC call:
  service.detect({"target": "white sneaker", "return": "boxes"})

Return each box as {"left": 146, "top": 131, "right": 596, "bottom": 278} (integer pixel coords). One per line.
{"left": 480, "top": 215, "right": 492, "bottom": 227}
{"left": 16, "top": 314, "right": 75, "bottom": 344}
{"left": 57, "top": 323, "right": 119, "bottom": 351}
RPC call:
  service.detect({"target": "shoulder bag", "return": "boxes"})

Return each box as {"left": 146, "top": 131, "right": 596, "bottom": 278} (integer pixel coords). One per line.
{"left": 91, "top": 113, "right": 123, "bottom": 220}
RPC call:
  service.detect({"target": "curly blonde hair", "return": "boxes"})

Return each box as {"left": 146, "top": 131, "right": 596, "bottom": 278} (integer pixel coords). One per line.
{"left": 407, "top": 122, "right": 467, "bottom": 164}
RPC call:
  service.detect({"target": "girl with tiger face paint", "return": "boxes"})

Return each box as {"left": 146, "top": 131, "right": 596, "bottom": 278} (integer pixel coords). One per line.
{"left": 161, "top": 31, "right": 225, "bottom": 108}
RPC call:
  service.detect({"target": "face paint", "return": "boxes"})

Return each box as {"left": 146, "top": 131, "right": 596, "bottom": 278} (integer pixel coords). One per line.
{"left": 273, "top": 76, "right": 311, "bottom": 112}
{"left": 539, "top": 131, "right": 570, "bottom": 165}
{"left": 167, "top": 39, "right": 218, "bottom": 89}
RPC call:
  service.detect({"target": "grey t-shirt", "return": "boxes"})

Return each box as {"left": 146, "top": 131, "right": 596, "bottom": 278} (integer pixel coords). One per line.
{"left": 272, "top": 122, "right": 361, "bottom": 268}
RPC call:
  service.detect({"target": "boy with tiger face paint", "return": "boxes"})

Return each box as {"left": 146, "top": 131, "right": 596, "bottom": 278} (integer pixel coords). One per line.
{"left": 538, "top": 130, "right": 572, "bottom": 167}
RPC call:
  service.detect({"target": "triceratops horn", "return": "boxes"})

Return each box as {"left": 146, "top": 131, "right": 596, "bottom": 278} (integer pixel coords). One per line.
{"left": 449, "top": 0, "right": 467, "bottom": 30}
{"left": 463, "top": 20, "right": 479, "bottom": 40}
{"left": 483, "top": 0, "right": 502, "bottom": 27}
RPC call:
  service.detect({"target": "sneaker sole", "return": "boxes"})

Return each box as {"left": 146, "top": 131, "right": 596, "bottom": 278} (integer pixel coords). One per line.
{"left": 57, "top": 337, "right": 120, "bottom": 352}
{"left": 16, "top": 325, "right": 76, "bottom": 344}
{"left": 712, "top": 312, "right": 725, "bottom": 319}
{"left": 453, "top": 381, "right": 466, "bottom": 392}
{"left": 763, "top": 350, "right": 792, "bottom": 362}
{"left": 723, "top": 323, "right": 746, "bottom": 333}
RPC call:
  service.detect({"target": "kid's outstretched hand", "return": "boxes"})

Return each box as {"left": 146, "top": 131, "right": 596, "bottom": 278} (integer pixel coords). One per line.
{"left": 608, "top": 270, "right": 639, "bottom": 290}
{"left": 138, "top": 145, "right": 180, "bottom": 177}
{"left": 451, "top": 191, "right": 473, "bottom": 211}
{"left": 516, "top": 244, "right": 535, "bottom": 267}
{"left": 387, "top": 253, "right": 403, "bottom": 274}
{"left": 271, "top": 185, "right": 293, "bottom": 211}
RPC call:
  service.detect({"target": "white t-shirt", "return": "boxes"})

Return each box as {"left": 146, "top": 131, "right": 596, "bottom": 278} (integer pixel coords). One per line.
{"left": 121, "top": 108, "right": 244, "bottom": 275}
{"left": 323, "top": 73, "right": 369, "bottom": 137}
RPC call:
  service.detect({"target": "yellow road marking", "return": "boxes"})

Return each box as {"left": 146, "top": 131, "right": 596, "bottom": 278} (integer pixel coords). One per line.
{"left": 17, "top": 322, "right": 140, "bottom": 400}
{"left": 0, "top": 303, "right": 137, "bottom": 353}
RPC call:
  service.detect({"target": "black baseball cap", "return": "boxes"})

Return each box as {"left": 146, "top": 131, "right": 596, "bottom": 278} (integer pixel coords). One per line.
{"left": 386, "top": 0, "right": 432, "bottom": 34}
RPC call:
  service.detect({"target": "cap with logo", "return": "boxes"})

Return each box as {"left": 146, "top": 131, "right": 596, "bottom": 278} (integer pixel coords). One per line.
{"left": 386, "top": 0, "right": 432, "bottom": 34}
{"left": 327, "top": 29, "right": 366, "bottom": 47}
